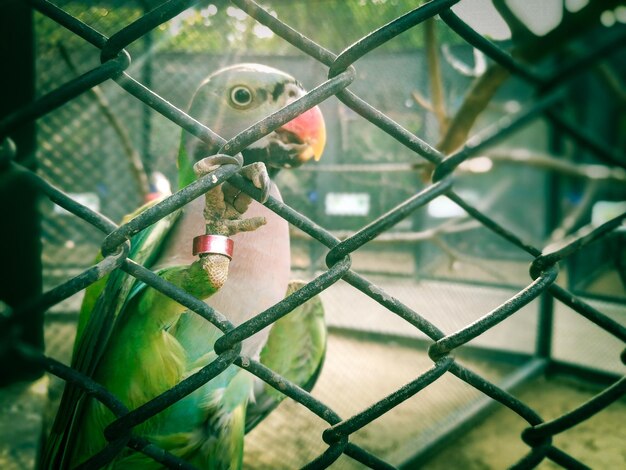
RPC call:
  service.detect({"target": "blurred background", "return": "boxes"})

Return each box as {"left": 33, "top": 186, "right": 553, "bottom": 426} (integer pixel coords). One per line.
{"left": 21, "top": 0, "right": 626, "bottom": 468}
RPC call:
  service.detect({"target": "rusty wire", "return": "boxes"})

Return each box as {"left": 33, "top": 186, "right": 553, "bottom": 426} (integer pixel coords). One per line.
{"left": 0, "top": 0, "right": 625, "bottom": 468}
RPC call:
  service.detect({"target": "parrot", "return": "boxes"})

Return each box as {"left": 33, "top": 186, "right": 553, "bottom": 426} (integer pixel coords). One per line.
{"left": 42, "top": 63, "right": 327, "bottom": 469}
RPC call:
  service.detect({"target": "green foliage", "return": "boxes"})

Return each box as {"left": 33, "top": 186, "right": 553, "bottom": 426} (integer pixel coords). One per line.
{"left": 158, "top": 0, "right": 463, "bottom": 54}
{"left": 37, "top": 0, "right": 460, "bottom": 55}
{"left": 35, "top": 3, "right": 143, "bottom": 41}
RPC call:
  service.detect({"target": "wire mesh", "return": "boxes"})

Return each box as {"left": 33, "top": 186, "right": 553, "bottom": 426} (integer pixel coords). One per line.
{"left": 1, "top": 0, "right": 625, "bottom": 469}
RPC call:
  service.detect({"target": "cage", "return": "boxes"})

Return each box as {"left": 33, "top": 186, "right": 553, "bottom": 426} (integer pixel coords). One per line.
{"left": 1, "top": 0, "right": 625, "bottom": 469}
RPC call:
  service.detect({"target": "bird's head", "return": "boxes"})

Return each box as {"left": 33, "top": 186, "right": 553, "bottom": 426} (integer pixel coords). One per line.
{"left": 179, "top": 63, "right": 326, "bottom": 187}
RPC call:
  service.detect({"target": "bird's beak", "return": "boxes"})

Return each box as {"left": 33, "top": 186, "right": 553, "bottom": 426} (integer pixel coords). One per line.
{"left": 279, "top": 105, "right": 326, "bottom": 164}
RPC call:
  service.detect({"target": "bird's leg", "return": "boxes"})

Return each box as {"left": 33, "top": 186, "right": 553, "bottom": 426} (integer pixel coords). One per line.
{"left": 134, "top": 158, "right": 271, "bottom": 315}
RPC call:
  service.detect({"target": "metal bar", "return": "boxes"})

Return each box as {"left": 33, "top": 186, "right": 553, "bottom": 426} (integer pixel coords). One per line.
{"left": 446, "top": 191, "right": 543, "bottom": 257}
{"left": 0, "top": 56, "right": 129, "bottom": 141}
{"left": 548, "top": 285, "right": 626, "bottom": 342}
{"left": 115, "top": 72, "right": 226, "bottom": 147}
{"left": 101, "top": 160, "right": 240, "bottom": 256}
{"left": 100, "top": 0, "right": 199, "bottom": 62}
{"left": 523, "top": 376, "right": 626, "bottom": 442}
{"left": 214, "top": 256, "right": 352, "bottom": 354}
{"left": 429, "top": 266, "right": 559, "bottom": 358}
{"left": 9, "top": 251, "right": 126, "bottom": 323}
{"left": 433, "top": 90, "right": 565, "bottom": 182}
{"left": 221, "top": 70, "right": 355, "bottom": 156}
{"left": 0, "top": 1, "right": 41, "bottom": 385}
{"left": 546, "top": 110, "right": 626, "bottom": 169}
{"left": 329, "top": 0, "right": 460, "bottom": 77}
{"left": 344, "top": 444, "right": 396, "bottom": 470}
{"left": 128, "top": 436, "right": 199, "bottom": 470}
{"left": 104, "top": 346, "right": 241, "bottom": 442}
{"left": 400, "top": 357, "right": 547, "bottom": 468}
{"left": 543, "top": 447, "right": 591, "bottom": 470}
{"left": 323, "top": 356, "right": 454, "bottom": 443}
{"left": 326, "top": 177, "right": 453, "bottom": 266}
{"left": 16, "top": 342, "right": 128, "bottom": 416}
{"left": 337, "top": 89, "right": 445, "bottom": 163}
{"left": 531, "top": 213, "right": 626, "bottom": 279}
{"left": 301, "top": 439, "right": 348, "bottom": 469}
{"left": 343, "top": 271, "right": 446, "bottom": 340}
{"left": 140, "top": 19, "right": 154, "bottom": 183}
{"left": 120, "top": 259, "right": 234, "bottom": 332}
{"left": 12, "top": 161, "right": 118, "bottom": 233}
{"left": 535, "top": 99, "right": 564, "bottom": 361}
{"left": 233, "top": 0, "right": 337, "bottom": 66}
{"left": 438, "top": 9, "right": 543, "bottom": 84}
{"left": 237, "top": 357, "right": 343, "bottom": 424}
{"left": 448, "top": 362, "right": 544, "bottom": 426}
{"left": 29, "top": 0, "right": 108, "bottom": 48}
{"left": 536, "top": 293, "right": 554, "bottom": 359}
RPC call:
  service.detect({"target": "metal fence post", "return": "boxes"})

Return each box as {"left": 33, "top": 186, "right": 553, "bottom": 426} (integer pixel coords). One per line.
{"left": 0, "top": 1, "right": 43, "bottom": 385}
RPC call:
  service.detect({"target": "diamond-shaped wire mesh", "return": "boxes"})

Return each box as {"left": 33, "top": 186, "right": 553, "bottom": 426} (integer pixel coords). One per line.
{"left": 1, "top": 0, "right": 625, "bottom": 469}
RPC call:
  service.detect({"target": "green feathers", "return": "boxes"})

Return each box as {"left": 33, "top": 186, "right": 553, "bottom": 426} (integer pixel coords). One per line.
{"left": 44, "top": 64, "right": 327, "bottom": 470}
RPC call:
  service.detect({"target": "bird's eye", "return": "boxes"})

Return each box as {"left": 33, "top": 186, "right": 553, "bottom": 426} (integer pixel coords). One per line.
{"left": 230, "top": 86, "right": 253, "bottom": 108}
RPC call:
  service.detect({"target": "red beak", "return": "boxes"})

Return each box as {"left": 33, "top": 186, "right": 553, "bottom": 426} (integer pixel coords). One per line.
{"left": 279, "top": 104, "right": 326, "bottom": 163}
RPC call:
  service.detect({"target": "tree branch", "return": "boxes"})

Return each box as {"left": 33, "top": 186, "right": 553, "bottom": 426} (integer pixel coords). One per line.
{"left": 58, "top": 42, "right": 151, "bottom": 199}
{"left": 436, "top": 0, "right": 625, "bottom": 155}
{"left": 424, "top": 17, "right": 449, "bottom": 134}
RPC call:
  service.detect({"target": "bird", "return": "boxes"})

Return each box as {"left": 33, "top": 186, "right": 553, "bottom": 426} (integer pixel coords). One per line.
{"left": 42, "top": 63, "right": 327, "bottom": 469}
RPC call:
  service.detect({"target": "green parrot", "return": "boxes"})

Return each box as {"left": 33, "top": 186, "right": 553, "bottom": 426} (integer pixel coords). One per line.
{"left": 43, "top": 63, "right": 327, "bottom": 469}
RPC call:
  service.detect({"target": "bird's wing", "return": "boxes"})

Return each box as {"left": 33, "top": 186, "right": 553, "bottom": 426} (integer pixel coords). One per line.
{"left": 42, "top": 196, "right": 182, "bottom": 469}
{"left": 156, "top": 312, "right": 253, "bottom": 468}
{"left": 245, "top": 280, "right": 326, "bottom": 433}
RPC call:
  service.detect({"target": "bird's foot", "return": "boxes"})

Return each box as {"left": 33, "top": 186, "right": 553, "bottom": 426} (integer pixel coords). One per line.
{"left": 193, "top": 156, "right": 266, "bottom": 237}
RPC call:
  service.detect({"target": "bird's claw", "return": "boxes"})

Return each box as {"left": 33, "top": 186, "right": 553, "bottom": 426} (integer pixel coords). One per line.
{"left": 192, "top": 154, "right": 238, "bottom": 176}
{"left": 240, "top": 162, "right": 271, "bottom": 204}
{"left": 193, "top": 156, "right": 266, "bottom": 237}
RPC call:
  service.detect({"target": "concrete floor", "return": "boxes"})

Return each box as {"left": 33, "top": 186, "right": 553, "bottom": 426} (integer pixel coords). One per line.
{"left": 424, "top": 374, "right": 626, "bottom": 469}
{"left": 32, "top": 272, "right": 625, "bottom": 469}
{"left": 244, "top": 332, "right": 518, "bottom": 469}
{"left": 318, "top": 274, "right": 625, "bottom": 376}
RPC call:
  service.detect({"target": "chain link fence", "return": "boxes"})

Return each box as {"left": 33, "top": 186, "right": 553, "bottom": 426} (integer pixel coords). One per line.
{"left": 1, "top": 0, "right": 625, "bottom": 468}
